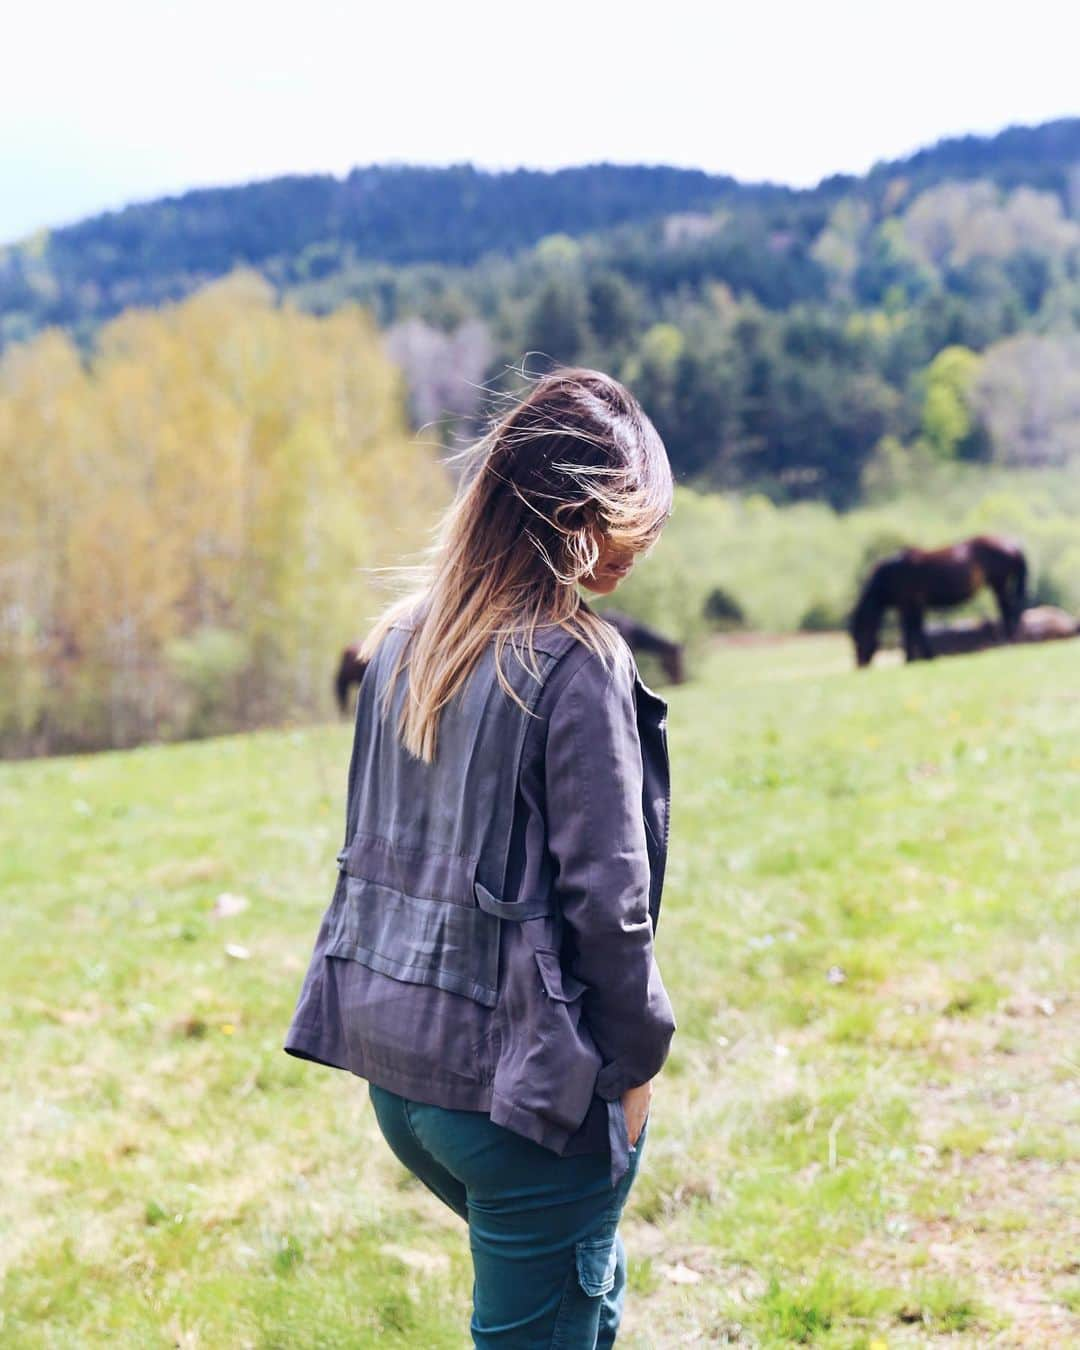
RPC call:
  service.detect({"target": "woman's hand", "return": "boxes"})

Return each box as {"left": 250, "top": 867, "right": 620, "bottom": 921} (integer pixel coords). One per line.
{"left": 621, "top": 1079, "right": 652, "bottom": 1148}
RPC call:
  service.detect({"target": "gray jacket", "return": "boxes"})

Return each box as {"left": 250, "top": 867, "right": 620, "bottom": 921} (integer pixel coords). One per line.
{"left": 283, "top": 608, "right": 676, "bottom": 1186}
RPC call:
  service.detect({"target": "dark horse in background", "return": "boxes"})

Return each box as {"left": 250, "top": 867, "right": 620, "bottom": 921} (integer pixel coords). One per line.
{"left": 334, "top": 608, "right": 686, "bottom": 714}
{"left": 850, "top": 535, "right": 1028, "bottom": 667}
{"left": 599, "top": 609, "right": 687, "bottom": 685}
{"left": 335, "top": 643, "right": 370, "bottom": 713}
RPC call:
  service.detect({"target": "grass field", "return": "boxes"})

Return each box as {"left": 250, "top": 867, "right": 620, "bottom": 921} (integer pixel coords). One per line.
{"left": 2, "top": 634, "right": 1077, "bottom": 1347}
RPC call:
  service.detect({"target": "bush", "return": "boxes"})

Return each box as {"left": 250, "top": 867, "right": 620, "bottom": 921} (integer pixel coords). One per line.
{"left": 1029, "top": 567, "right": 1072, "bottom": 610}
{"left": 703, "top": 586, "right": 746, "bottom": 630}
{"left": 165, "top": 627, "right": 250, "bottom": 739}
{"left": 799, "top": 600, "right": 848, "bottom": 632}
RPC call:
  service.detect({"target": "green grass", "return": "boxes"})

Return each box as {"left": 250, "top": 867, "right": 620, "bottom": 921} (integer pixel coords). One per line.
{"left": 2, "top": 635, "right": 1078, "bottom": 1346}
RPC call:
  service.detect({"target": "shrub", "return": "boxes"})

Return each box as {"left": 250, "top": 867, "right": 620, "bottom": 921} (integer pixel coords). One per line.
{"left": 703, "top": 586, "right": 746, "bottom": 630}
{"left": 799, "top": 600, "right": 847, "bottom": 632}
{"left": 165, "top": 627, "right": 249, "bottom": 739}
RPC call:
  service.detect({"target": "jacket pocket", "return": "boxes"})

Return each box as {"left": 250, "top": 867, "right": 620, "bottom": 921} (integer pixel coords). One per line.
{"left": 491, "top": 943, "right": 601, "bottom": 1137}
{"left": 326, "top": 871, "right": 501, "bottom": 1008}
{"left": 533, "top": 947, "right": 588, "bottom": 1003}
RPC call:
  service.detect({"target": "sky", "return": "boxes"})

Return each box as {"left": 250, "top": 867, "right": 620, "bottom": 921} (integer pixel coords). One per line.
{"left": 3, "top": 0, "right": 1078, "bottom": 245}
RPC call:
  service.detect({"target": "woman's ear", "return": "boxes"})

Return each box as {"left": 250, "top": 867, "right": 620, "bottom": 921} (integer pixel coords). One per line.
{"left": 584, "top": 517, "right": 609, "bottom": 567}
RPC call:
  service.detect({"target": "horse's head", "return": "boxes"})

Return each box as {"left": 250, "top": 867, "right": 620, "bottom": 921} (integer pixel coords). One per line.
{"left": 849, "top": 585, "right": 883, "bottom": 668}
{"left": 851, "top": 622, "right": 878, "bottom": 668}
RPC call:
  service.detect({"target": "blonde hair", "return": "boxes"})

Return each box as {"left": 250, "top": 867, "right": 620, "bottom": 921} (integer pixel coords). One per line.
{"left": 358, "top": 366, "right": 673, "bottom": 761}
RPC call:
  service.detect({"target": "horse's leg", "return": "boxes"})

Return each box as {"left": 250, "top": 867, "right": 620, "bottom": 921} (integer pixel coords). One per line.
{"left": 1008, "top": 559, "right": 1028, "bottom": 636}
{"left": 1014, "top": 554, "right": 1029, "bottom": 620}
{"left": 915, "top": 607, "right": 934, "bottom": 660}
{"left": 900, "top": 608, "right": 921, "bottom": 662}
{"left": 903, "top": 606, "right": 933, "bottom": 661}
{"left": 992, "top": 581, "right": 1016, "bottom": 641}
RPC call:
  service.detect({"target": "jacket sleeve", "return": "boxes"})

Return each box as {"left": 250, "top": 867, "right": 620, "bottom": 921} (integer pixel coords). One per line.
{"left": 544, "top": 648, "right": 676, "bottom": 1101}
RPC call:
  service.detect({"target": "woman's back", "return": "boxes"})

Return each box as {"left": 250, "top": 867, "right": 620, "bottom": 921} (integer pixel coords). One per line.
{"left": 283, "top": 366, "right": 676, "bottom": 1348}
{"left": 285, "top": 607, "right": 672, "bottom": 1143}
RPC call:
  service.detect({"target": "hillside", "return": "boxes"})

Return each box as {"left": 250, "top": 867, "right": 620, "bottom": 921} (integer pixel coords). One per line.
{"left": 2, "top": 635, "right": 1077, "bottom": 1344}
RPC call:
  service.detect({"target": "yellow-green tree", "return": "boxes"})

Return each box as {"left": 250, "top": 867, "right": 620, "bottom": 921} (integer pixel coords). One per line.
{"left": 0, "top": 270, "right": 449, "bottom": 755}
{"left": 921, "top": 345, "right": 982, "bottom": 460}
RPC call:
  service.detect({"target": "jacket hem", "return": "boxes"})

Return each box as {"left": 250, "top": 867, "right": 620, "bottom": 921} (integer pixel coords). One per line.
{"left": 487, "top": 1090, "right": 576, "bottom": 1154}
{"left": 282, "top": 1028, "right": 592, "bottom": 1157}
{"left": 283, "top": 1027, "right": 499, "bottom": 1107}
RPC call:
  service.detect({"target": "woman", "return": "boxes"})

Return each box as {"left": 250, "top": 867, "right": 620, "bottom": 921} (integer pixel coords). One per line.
{"left": 284, "top": 367, "right": 677, "bottom": 1347}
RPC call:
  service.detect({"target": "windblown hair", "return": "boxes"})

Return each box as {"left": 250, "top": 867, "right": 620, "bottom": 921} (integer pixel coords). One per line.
{"left": 357, "top": 366, "right": 674, "bottom": 761}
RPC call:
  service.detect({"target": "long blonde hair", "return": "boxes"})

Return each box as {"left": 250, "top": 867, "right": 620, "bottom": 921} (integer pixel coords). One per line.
{"left": 358, "top": 366, "right": 673, "bottom": 761}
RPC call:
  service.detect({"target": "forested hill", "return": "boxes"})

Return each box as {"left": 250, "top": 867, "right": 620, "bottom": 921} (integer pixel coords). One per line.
{"left": 862, "top": 117, "right": 1080, "bottom": 196}
{"left": 4, "top": 117, "right": 1080, "bottom": 510}
{"left": 0, "top": 163, "right": 765, "bottom": 342}
{"left": 3, "top": 118, "right": 1079, "bottom": 349}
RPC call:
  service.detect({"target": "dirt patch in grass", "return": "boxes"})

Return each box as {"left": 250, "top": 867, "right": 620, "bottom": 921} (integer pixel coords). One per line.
{"left": 853, "top": 995, "right": 1079, "bottom": 1346}
{"left": 619, "top": 1228, "right": 764, "bottom": 1347}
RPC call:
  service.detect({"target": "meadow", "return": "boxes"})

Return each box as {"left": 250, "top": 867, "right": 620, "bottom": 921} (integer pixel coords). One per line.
{"left": 1, "top": 633, "right": 1077, "bottom": 1347}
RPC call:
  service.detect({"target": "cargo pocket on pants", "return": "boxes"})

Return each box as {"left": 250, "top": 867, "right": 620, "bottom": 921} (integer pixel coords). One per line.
{"left": 574, "top": 1233, "right": 617, "bottom": 1298}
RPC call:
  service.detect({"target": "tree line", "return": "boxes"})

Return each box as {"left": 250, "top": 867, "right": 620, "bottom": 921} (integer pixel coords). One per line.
{"left": 3, "top": 120, "right": 1078, "bottom": 507}
{"left": 0, "top": 274, "right": 448, "bottom": 757}
{"left": 353, "top": 175, "right": 1080, "bottom": 505}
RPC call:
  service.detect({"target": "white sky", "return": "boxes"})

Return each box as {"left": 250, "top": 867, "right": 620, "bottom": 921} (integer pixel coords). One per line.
{"left": 3, "top": 0, "right": 1078, "bottom": 245}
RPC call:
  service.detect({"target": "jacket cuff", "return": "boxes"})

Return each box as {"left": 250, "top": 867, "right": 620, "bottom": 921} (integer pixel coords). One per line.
{"left": 595, "top": 1061, "right": 644, "bottom": 1101}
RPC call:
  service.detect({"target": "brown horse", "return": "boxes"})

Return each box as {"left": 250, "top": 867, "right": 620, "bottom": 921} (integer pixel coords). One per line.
{"left": 927, "top": 604, "right": 1079, "bottom": 657}
{"left": 850, "top": 535, "right": 1027, "bottom": 667}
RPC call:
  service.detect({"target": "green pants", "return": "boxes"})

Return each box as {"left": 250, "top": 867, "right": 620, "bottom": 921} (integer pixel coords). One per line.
{"left": 368, "top": 1083, "right": 647, "bottom": 1348}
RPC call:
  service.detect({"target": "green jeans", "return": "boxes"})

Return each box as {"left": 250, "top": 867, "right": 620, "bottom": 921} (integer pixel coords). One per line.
{"left": 368, "top": 1083, "right": 647, "bottom": 1348}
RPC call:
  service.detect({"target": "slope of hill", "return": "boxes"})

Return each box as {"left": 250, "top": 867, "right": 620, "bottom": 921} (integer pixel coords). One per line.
{"left": 3, "top": 635, "right": 1077, "bottom": 1343}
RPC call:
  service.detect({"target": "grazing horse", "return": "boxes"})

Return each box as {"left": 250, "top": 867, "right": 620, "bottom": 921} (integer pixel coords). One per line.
{"left": 926, "top": 605, "right": 1079, "bottom": 658}
{"left": 599, "top": 609, "right": 687, "bottom": 684}
{"left": 1015, "top": 604, "right": 1079, "bottom": 642}
{"left": 925, "top": 618, "right": 1001, "bottom": 657}
{"left": 850, "top": 535, "right": 1027, "bottom": 667}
